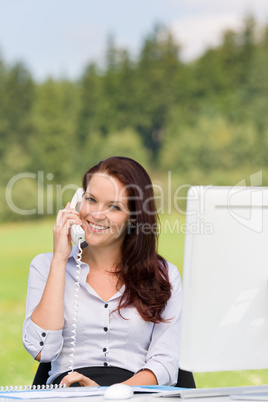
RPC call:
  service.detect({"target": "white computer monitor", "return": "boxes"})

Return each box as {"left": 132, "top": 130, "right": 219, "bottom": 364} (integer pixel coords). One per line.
{"left": 179, "top": 186, "right": 268, "bottom": 372}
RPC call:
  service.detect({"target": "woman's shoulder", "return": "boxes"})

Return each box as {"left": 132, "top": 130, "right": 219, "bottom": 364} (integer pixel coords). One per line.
{"left": 29, "top": 252, "right": 54, "bottom": 278}
{"left": 29, "top": 248, "right": 75, "bottom": 276}
{"left": 165, "top": 260, "right": 182, "bottom": 282}
{"left": 165, "top": 260, "right": 180, "bottom": 273}
{"left": 31, "top": 252, "right": 54, "bottom": 266}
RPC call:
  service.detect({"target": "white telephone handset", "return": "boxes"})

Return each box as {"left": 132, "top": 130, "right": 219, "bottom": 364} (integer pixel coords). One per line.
{"left": 70, "top": 188, "right": 85, "bottom": 245}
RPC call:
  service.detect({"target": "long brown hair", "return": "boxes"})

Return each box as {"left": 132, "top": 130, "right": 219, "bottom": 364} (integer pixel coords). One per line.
{"left": 82, "top": 157, "right": 171, "bottom": 323}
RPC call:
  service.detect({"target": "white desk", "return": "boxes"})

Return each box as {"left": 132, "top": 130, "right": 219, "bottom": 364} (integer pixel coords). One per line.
{"left": 2, "top": 385, "right": 268, "bottom": 402}
{"left": 0, "top": 396, "right": 254, "bottom": 402}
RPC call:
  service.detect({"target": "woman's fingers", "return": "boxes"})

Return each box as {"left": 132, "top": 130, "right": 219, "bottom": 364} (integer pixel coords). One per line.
{"left": 55, "top": 206, "right": 80, "bottom": 228}
{"left": 54, "top": 206, "right": 82, "bottom": 237}
{"left": 60, "top": 371, "right": 99, "bottom": 387}
{"left": 52, "top": 205, "right": 83, "bottom": 259}
{"left": 54, "top": 216, "right": 82, "bottom": 234}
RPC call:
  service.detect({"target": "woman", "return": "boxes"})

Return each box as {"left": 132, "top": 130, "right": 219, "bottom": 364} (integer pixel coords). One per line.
{"left": 23, "top": 157, "right": 182, "bottom": 387}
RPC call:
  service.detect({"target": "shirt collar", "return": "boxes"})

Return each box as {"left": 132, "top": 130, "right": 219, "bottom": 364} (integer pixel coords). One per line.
{"left": 69, "top": 242, "right": 88, "bottom": 260}
{"left": 68, "top": 244, "right": 125, "bottom": 301}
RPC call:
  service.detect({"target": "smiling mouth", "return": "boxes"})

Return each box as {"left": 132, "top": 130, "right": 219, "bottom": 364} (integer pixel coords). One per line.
{"left": 88, "top": 222, "right": 110, "bottom": 232}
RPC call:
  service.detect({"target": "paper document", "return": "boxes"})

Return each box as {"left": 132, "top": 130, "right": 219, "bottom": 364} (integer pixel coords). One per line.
{"left": 0, "top": 385, "right": 181, "bottom": 399}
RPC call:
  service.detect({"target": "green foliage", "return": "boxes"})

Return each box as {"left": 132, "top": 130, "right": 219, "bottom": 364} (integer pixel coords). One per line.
{"left": 98, "top": 128, "right": 151, "bottom": 168}
{"left": 0, "top": 62, "right": 35, "bottom": 186}
{"left": 74, "top": 128, "right": 151, "bottom": 177}
{"left": 135, "top": 24, "right": 181, "bottom": 155}
{"left": 29, "top": 79, "right": 79, "bottom": 181}
{"left": 1, "top": 16, "right": 268, "bottom": 222}
{"left": 159, "top": 113, "right": 262, "bottom": 174}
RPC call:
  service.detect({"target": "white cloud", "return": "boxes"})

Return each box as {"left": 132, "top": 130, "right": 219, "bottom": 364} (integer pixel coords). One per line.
{"left": 64, "top": 23, "right": 106, "bottom": 62}
{"left": 170, "top": 14, "right": 243, "bottom": 61}
{"left": 164, "top": 0, "right": 268, "bottom": 18}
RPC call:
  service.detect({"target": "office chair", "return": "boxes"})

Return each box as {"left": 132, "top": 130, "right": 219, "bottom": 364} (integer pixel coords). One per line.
{"left": 175, "top": 368, "right": 195, "bottom": 388}
{"left": 32, "top": 362, "right": 51, "bottom": 386}
{"left": 33, "top": 362, "right": 195, "bottom": 388}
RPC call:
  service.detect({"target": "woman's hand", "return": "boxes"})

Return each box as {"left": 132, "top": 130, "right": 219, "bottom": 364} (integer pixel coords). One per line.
{"left": 53, "top": 202, "right": 82, "bottom": 261}
{"left": 60, "top": 371, "right": 99, "bottom": 387}
{"left": 31, "top": 205, "right": 83, "bottom": 331}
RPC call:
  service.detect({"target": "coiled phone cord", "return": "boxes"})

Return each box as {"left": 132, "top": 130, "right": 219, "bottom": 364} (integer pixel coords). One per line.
{"left": 68, "top": 240, "right": 83, "bottom": 374}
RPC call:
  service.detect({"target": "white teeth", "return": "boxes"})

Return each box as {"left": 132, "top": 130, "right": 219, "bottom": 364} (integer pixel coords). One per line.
{"left": 89, "top": 222, "right": 109, "bottom": 231}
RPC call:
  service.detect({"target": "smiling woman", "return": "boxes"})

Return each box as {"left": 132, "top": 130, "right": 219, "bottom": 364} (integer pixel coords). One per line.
{"left": 81, "top": 173, "right": 131, "bottom": 248}
{"left": 22, "top": 156, "right": 182, "bottom": 388}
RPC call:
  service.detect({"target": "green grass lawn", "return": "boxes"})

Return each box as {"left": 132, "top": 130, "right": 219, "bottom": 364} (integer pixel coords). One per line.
{"left": 0, "top": 216, "right": 267, "bottom": 387}
{"left": 0, "top": 219, "right": 54, "bottom": 386}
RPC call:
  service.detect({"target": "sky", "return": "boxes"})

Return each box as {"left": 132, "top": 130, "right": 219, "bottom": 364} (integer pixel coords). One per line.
{"left": 0, "top": 0, "right": 268, "bottom": 81}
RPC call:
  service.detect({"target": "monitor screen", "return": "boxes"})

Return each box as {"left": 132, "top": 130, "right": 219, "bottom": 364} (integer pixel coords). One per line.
{"left": 179, "top": 186, "right": 268, "bottom": 372}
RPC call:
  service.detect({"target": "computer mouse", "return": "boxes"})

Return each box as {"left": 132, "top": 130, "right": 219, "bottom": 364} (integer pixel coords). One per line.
{"left": 104, "top": 383, "right": 134, "bottom": 400}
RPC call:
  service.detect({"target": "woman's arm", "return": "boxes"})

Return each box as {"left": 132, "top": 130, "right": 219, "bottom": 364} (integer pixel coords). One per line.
{"left": 23, "top": 204, "right": 82, "bottom": 361}
{"left": 123, "top": 369, "right": 157, "bottom": 385}
{"left": 23, "top": 254, "right": 66, "bottom": 362}
{"left": 31, "top": 205, "right": 81, "bottom": 330}
{"left": 31, "top": 256, "right": 67, "bottom": 331}
{"left": 59, "top": 369, "right": 157, "bottom": 387}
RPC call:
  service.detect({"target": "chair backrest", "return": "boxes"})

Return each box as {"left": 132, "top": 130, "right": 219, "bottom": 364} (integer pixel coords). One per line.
{"left": 32, "top": 362, "right": 51, "bottom": 386}
{"left": 33, "top": 363, "right": 195, "bottom": 388}
{"left": 175, "top": 368, "right": 196, "bottom": 388}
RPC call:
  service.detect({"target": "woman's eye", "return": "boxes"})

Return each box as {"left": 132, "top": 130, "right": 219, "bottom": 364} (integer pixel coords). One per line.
{"left": 110, "top": 204, "right": 120, "bottom": 211}
{"left": 85, "top": 197, "right": 96, "bottom": 203}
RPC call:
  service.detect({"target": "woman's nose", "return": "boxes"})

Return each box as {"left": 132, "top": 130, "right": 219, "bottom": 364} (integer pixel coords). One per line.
{"left": 91, "top": 209, "right": 107, "bottom": 219}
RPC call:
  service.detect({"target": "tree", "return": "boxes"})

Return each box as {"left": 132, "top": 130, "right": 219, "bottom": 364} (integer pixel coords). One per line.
{"left": 78, "top": 63, "right": 105, "bottom": 143}
{"left": 29, "top": 79, "right": 78, "bottom": 182}
{"left": 136, "top": 25, "right": 181, "bottom": 157}
{"left": 0, "top": 62, "right": 35, "bottom": 185}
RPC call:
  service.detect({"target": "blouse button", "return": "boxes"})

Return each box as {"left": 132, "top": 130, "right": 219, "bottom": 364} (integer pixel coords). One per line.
{"left": 39, "top": 341, "right": 44, "bottom": 346}
{"left": 104, "top": 327, "right": 108, "bottom": 332}
{"left": 103, "top": 348, "right": 107, "bottom": 352}
{"left": 104, "top": 362, "right": 108, "bottom": 367}
{"left": 104, "top": 304, "right": 108, "bottom": 308}
{"left": 41, "top": 332, "right": 46, "bottom": 337}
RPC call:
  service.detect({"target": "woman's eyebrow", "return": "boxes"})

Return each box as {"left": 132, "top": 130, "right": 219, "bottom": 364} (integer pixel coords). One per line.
{"left": 110, "top": 200, "right": 124, "bottom": 204}
{"left": 85, "top": 192, "right": 95, "bottom": 198}
{"left": 85, "top": 192, "right": 126, "bottom": 205}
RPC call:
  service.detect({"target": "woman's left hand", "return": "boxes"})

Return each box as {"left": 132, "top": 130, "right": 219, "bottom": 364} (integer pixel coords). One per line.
{"left": 60, "top": 371, "right": 99, "bottom": 387}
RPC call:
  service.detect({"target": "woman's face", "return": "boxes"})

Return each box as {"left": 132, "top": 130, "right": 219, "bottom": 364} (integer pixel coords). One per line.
{"left": 79, "top": 172, "right": 131, "bottom": 249}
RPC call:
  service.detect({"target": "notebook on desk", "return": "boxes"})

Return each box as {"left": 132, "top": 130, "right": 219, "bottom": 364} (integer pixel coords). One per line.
{"left": 0, "top": 385, "right": 180, "bottom": 399}
{"left": 1, "top": 385, "right": 268, "bottom": 399}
